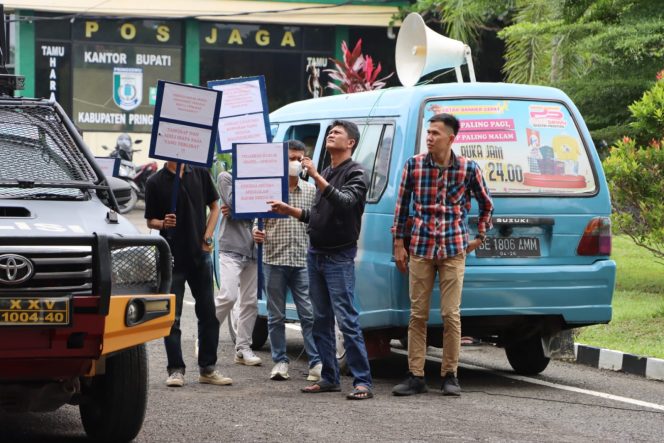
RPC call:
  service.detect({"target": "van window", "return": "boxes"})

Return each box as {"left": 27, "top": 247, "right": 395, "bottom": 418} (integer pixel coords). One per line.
{"left": 353, "top": 124, "right": 384, "bottom": 181}
{"left": 368, "top": 124, "right": 394, "bottom": 202}
{"left": 284, "top": 124, "right": 319, "bottom": 158}
{"left": 420, "top": 99, "right": 597, "bottom": 196}
{"left": 318, "top": 122, "right": 393, "bottom": 202}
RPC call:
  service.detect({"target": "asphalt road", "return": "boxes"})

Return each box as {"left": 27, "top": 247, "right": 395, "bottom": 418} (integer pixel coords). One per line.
{"left": 2, "top": 206, "right": 663, "bottom": 442}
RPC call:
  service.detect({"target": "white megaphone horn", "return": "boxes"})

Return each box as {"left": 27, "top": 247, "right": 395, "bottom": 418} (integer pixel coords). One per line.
{"left": 395, "top": 13, "right": 476, "bottom": 87}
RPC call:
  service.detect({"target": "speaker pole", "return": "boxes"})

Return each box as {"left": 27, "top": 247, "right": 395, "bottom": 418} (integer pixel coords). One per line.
{"left": 454, "top": 66, "right": 464, "bottom": 83}
{"left": 464, "top": 46, "right": 477, "bottom": 82}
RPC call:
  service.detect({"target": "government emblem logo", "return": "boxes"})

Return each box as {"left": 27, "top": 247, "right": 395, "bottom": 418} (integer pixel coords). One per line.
{"left": 113, "top": 67, "right": 143, "bottom": 111}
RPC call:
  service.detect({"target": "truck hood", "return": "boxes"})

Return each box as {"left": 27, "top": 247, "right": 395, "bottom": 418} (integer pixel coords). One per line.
{"left": 0, "top": 198, "right": 140, "bottom": 237}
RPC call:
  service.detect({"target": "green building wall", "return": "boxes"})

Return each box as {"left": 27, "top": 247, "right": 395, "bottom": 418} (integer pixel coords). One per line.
{"left": 15, "top": 10, "right": 35, "bottom": 97}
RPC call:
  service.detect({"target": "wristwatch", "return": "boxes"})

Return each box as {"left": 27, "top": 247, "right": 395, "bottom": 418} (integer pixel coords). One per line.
{"left": 205, "top": 237, "right": 213, "bottom": 247}
{"left": 475, "top": 233, "right": 486, "bottom": 242}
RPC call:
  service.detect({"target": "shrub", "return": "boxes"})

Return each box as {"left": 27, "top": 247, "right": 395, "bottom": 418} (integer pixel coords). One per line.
{"left": 628, "top": 74, "right": 664, "bottom": 144}
{"left": 325, "top": 39, "right": 394, "bottom": 94}
{"left": 603, "top": 137, "right": 664, "bottom": 260}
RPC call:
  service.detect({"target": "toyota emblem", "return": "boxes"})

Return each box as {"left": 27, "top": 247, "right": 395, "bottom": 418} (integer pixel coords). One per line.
{"left": 0, "top": 254, "right": 34, "bottom": 285}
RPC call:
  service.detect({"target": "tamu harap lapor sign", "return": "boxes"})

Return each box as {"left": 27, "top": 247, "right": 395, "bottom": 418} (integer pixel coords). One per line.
{"left": 149, "top": 80, "right": 222, "bottom": 167}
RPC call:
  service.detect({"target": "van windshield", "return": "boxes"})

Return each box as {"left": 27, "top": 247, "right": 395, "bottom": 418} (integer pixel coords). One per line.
{"left": 420, "top": 99, "right": 597, "bottom": 196}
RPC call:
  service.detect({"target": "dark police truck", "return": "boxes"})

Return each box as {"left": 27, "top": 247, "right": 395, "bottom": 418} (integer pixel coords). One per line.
{"left": 0, "top": 19, "right": 175, "bottom": 442}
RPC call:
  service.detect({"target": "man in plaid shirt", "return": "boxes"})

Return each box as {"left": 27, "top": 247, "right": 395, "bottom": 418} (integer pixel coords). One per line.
{"left": 392, "top": 113, "right": 493, "bottom": 397}
{"left": 253, "top": 140, "right": 321, "bottom": 382}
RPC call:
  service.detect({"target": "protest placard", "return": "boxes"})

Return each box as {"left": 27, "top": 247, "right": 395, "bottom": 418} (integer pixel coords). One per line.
{"left": 95, "top": 157, "right": 120, "bottom": 177}
{"left": 207, "top": 76, "right": 271, "bottom": 152}
{"left": 149, "top": 80, "right": 222, "bottom": 167}
{"left": 231, "top": 142, "right": 288, "bottom": 219}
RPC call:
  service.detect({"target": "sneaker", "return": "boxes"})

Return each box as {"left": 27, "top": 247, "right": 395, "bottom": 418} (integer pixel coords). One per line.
{"left": 270, "top": 362, "right": 290, "bottom": 381}
{"left": 306, "top": 363, "right": 323, "bottom": 382}
{"left": 234, "top": 348, "right": 262, "bottom": 366}
{"left": 166, "top": 371, "right": 185, "bottom": 387}
{"left": 441, "top": 372, "right": 461, "bottom": 396}
{"left": 392, "top": 372, "right": 428, "bottom": 396}
{"left": 199, "top": 370, "right": 233, "bottom": 386}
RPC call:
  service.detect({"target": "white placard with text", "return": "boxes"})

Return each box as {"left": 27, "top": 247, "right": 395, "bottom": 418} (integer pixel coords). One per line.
{"left": 149, "top": 80, "right": 222, "bottom": 167}
{"left": 207, "top": 76, "right": 270, "bottom": 153}
{"left": 234, "top": 178, "right": 284, "bottom": 214}
{"left": 231, "top": 142, "right": 288, "bottom": 219}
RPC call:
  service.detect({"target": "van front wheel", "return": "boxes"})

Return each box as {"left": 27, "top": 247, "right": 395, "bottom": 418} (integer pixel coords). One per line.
{"left": 79, "top": 344, "right": 148, "bottom": 442}
{"left": 505, "top": 335, "right": 550, "bottom": 375}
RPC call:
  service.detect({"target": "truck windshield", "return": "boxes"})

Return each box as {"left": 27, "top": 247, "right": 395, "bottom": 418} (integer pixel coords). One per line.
{"left": 0, "top": 105, "right": 98, "bottom": 199}
{"left": 420, "top": 98, "right": 597, "bottom": 196}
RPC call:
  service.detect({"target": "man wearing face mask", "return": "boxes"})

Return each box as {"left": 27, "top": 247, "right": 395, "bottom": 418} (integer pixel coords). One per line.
{"left": 253, "top": 140, "right": 321, "bottom": 382}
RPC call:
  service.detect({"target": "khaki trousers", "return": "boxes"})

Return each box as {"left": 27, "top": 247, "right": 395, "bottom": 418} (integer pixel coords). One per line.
{"left": 407, "top": 253, "right": 466, "bottom": 377}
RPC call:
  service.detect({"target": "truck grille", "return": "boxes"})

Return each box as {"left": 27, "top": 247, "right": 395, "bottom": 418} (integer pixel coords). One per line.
{"left": 0, "top": 246, "right": 92, "bottom": 295}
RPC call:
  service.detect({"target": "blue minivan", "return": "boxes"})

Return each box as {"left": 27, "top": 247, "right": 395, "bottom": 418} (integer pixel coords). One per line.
{"left": 251, "top": 82, "right": 615, "bottom": 374}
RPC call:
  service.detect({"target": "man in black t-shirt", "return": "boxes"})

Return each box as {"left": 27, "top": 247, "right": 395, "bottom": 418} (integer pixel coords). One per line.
{"left": 145, "top": 161, "right": 231, "bottom": 387}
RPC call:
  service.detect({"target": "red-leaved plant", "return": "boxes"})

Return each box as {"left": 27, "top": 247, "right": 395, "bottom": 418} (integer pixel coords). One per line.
{"left": 325, "top": 39, "right": 393, "bottom": 94}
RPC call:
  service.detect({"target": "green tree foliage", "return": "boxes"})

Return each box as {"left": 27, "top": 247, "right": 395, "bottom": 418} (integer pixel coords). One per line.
{"left": 499, "top": 0, "right": 664, "bottom": 142}
{"left": 602, "top": 76, "right": 664, "bottom": 255}
{"left": 628, "top": 76, "right": 664, "bottom": 144}
{"left": 395, "top": 0, "right": 515, "bottom": 52}
{"left": 603, "top": 136, "right": 664, "bottom": 260}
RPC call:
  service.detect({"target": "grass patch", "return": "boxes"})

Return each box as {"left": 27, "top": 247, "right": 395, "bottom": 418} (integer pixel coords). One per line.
{"left": 611, "top": 236, "right": 664, "bottom": 292}
{"left": 576, "top": 236, "right": 664, "bottom": 359}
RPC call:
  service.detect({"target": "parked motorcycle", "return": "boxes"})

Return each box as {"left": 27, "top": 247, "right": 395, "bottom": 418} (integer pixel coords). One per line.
{"left": 133, "top": 160, "right": 158, "bottom": 201}
{"left": 102, "top": 134, "right": 143, "bottom": 213}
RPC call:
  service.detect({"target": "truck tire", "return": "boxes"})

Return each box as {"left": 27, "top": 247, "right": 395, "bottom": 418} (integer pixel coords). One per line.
{"left": 228, "top": 309, "right": 269, "bottom": 350}
{"left": 80, "top": 344, "right": 148, "bottom": 443}
{"left": 505, "top": 335, "right": 550, "bottom": 375}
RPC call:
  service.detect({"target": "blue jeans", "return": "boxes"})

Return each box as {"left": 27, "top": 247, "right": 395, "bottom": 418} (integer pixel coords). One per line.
{"left": 307, "top": 248, "right": 372, "bottom": 388}
{"left": 165, "top": 253, "right": 219, "bottom": 375}
{"left": 263, "top": 264, "right": 320, "bottom": 367}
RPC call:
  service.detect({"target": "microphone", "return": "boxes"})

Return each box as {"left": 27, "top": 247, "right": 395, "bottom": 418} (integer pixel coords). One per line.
{"left": 294, "top": 160, "right": 308, "bottom": 180}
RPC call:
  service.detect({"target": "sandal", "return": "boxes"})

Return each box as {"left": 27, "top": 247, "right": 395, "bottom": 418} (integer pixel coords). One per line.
{"left": 346, "top": 386, "right": 374, "bottom": 400}
{"left": 301, "top": 380, "right": 341, "bottom": 393}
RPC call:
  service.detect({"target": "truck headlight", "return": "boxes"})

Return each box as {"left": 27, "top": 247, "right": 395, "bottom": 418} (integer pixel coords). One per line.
{"left": 125, "top": 299, "right": 145, "bottom": 326}
{"left": 125, "top": 297, "right": 170, "bottom": 326}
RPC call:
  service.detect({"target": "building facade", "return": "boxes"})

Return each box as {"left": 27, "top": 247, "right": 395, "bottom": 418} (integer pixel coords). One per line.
{"left": 7, "top": 1, "right": 402, "bottom": 159}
